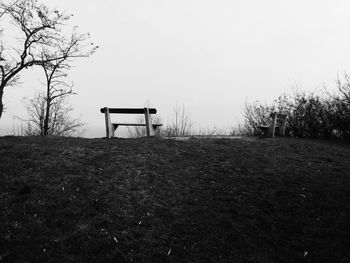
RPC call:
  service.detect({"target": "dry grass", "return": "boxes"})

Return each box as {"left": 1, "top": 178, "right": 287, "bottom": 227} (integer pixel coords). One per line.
{"left": 0, "top": 136, "right": 349, "bottom": 262}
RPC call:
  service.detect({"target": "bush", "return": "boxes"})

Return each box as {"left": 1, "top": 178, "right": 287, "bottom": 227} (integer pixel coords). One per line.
{"left": 330, "top": 74, "right": 350, "bottom": 139}
{"left": 242, "top": 74, "right": 350, "bottom": 140}
{"left": 241, "top": 95, "right": 293, "bottom": 136}
{"left": 288, "top": 94, "right": 333, "bottom": 139}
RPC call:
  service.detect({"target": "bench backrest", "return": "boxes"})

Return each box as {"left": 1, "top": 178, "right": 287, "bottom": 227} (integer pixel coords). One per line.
{"left": 268, "top": 112, "right": 288, "bottom": 137}
{"left": 100, "top": 107, "right": 157, "bottom": 114}
{"left": 269, "top": 112, "right": 287, "bottom": 119}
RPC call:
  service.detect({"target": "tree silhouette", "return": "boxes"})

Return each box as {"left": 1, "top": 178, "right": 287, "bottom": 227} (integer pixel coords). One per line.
{"left": 24, "top": 91, "right": 85, "bottom": 136}
{"left": 0, "top": 0, "right": 98, "bottom": 119}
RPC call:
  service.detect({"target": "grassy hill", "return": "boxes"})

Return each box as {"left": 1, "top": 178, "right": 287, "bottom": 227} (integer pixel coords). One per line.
{"left": 0, "top": 136, "right": 349, "bottom": 262}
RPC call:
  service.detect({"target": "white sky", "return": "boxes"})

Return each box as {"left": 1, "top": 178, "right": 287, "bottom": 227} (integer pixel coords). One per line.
{"left": 1, "top": 0, "right": 350, "bottom": 137}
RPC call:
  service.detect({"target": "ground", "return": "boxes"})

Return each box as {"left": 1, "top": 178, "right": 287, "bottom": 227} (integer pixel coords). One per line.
{"left": 0, "top": 136, "right": 349, "bottom": 263}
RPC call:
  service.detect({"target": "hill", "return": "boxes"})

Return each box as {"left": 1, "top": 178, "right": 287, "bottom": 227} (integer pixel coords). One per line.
{"left": 0, "top": 136, "right": 349, "bottom": 262}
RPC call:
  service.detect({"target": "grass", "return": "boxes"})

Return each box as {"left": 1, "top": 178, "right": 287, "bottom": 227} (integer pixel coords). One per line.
{"left": 0, "top": 136, "right": 349, "bottom": 262}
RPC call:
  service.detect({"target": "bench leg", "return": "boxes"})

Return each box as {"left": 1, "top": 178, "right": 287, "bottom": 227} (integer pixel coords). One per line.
{"left": 144, "top": 108, "right": 152, "bottom": 137}
{"left": 104, "top": 108, "right": 113, "bottom": 138}
{"left": 267, "top": 113, "right": 277, "bottom": 138}
{"left": 111, "top": 125, "right": 118, "bottom": 138}
{"left": 151, "top": 125, "right": 161, "bottom": 136}
{"left": 279, "top": 116, "right": 288, "bottom": 136}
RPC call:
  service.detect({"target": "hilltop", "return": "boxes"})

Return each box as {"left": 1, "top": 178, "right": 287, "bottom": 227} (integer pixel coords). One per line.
{"left": 0, "top": 136, "right": 349, "bottom": 262}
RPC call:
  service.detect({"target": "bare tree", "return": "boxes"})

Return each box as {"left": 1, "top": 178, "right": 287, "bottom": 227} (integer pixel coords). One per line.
{"left": 334, "top": 73, "right": 350, "bottom": 105}
{"left": 0, "top": 0, "right": 97, "bottom": 119}
{"left": 38, "top": 29, "right": 96, "bottom": 135}
{"left": 0, "top": 0, "right": 19, "bottom": 19}
{"left": 24, "top": 92, "right": 84, "bottom": 136}
{"left": 163, "top": 103, "right": 193, "bottom": 137}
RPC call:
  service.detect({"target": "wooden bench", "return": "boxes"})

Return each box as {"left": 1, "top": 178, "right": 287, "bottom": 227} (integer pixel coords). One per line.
{"left": 100, "top": 107, "right": 163, "bottom": 138}
{"left": 258, "top": 112, "right": 288, "bottom": 138}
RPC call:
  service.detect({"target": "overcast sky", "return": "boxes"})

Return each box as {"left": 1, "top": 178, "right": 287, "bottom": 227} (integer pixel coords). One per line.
{"left": 1, "top": 0, "right": 350, "bottom": 137}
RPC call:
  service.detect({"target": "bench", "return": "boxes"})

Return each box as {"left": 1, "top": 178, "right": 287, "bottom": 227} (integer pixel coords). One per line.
{"left": 100, "top": 107, "right": 163, "bottom": 138}
{"left": 258, "top": 112, "right": 288, "bottom": 138}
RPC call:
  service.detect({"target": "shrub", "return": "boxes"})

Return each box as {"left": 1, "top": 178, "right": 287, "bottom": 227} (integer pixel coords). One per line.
{"left": 288, "top": 95, "right": 333, "bottom": 139}
{"left": 241, "top": 95, "right": 293, "bottom": 136}
{"left": 241, "top": 75, "right": 350, "bottom": 140}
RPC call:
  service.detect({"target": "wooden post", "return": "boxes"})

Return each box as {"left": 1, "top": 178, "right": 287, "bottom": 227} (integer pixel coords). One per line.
{"left": 144, "top": 107, "right": 152, "bottom": 137}
{"left": 267, "top": 112, "right": 277, "bottom": 138}
{"left": 104, "top": 107, "right": 113, "bottom": 138}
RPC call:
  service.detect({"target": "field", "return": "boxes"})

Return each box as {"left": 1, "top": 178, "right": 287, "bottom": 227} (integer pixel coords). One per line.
{"left": 0, "top": 136, "right": 349, "bottom": 262}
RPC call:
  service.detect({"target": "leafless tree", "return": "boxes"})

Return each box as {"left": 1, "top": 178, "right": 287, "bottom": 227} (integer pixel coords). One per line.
{"left": 0, "top": 0, "right": 98, "bottom": 119}
{"left": 0, "top": 0, "right": 19, "bottom": 19}
{"left": 24, "top": 92, "right": 85, "bottom": 136}
{"left": 334, "top": 73, "right": 350, "bottom": 105}
{"left": 163, "top": 103, "right": 193, "bottom": 137}
{"left": 38, "top": 29, "right": 96, "bottom": 135}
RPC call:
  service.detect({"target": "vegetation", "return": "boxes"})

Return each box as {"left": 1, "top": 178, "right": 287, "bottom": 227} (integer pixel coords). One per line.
{"left": 162, "top": 104, "right": 193, "bottom": 137}
{"left": 1, "top": 2, "right": 349, "bottom": 263}
{"left": 24, "top": 94, "right": 85, "bottom": 136}
{"left": 127, "top": 104, "right": 194, "bottom": 138}
{"left": 241, "top": 74, "right": 350, "bottom": 140}
{"left": 0, "top": 0, "right": 97, "bottom": 120}
{"left": 0, "top": 136, "right": 349, "bottom": 262}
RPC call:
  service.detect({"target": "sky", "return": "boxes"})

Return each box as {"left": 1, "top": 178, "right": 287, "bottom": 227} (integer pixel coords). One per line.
{"left": 1, "top": 0, "right": 350, "bottom": 137}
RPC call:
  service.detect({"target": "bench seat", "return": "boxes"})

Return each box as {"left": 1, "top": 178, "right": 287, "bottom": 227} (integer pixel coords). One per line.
{"left": 258, "top": 125, "right": 281, "bottom": 130}
{"left": 112, "top": 123, "right": 163, "bottom": 127}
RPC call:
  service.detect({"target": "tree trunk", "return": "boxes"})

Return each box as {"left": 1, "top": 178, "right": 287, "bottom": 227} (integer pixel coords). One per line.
{"left": 0, "top": 86, "right": 4, "bottom": 120}
{"left": 43, "top": 82, "right": 51, "bottom": 135}
{"left": 43, "top": 97, "right": 51, "bottom": 135}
